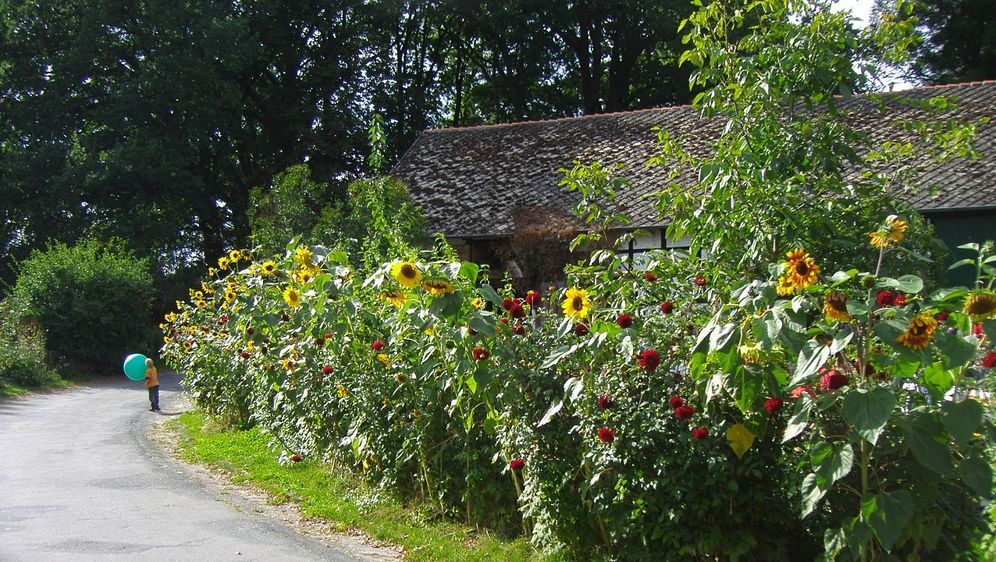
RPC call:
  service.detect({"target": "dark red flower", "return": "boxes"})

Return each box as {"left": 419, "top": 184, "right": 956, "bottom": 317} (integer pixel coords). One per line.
{"left": 637, "top": 349, "right": 661, "bottom": 371}
{"left": 280, "top": 312, "right": 290, "bottom": 322}
{"left": 764, "top": 397, "right": 784, "bottom": 414}
{"left": 371, "top": 339, "right": 385, "bottom": 351}
{"left": 219, "top": 315, "right": 229, "bottom": 324}
{"left": 509, "top": 303, "right": 526, "bottom": 319}
{"left": 322, "top": 365, "right": 333, "bottom": 375}
{"left": 691, "top": 427, "right": 709, "bottom": 440}
{"left": 668, "top": 396, "right": 684, "bottom": 409}
{"left": 574, "top": 323, "right": 590, "bottom": 337}
{"left": 499, "top": 317, "right": 509, "bottom": 325}
{"left": 935, "top": 310, "right": 950, "bottom": 322}
{"left": 512, "top": 322, "right": 526, "bottom": 335}
{"left": 973, "top": 323, "right": 985, "bottom": 339}
{"left": 316, "top": 336, "right": 326, "bottom": 346}
{"left": 819, "top": 370, "right": 849, "bottom": 392}
{"left": 616, "top": 313, "right": 634, "bottom": 329}
{"left": 525, "top": 290, "right": 542, "bottom": 307}
{"left": 982, "top": 351, "right": 996, "bottom": 369}
{"left": 324, "top": 332, "right": 333, "bottom": 340}
{"left": 246, "top": 327, "right": 254, "bottom": 334}
{"left": 694, "top": 275, "right": 707, "bottom": 286}
{"left": 509, "top": 458, "right": 525, "bottom": 471}
{"left": 791, "top": 385, "right": 816, "bottom": 399}
{"left": 660, "top": 301, "right": 674, "bottom": 315}
{"left": 876, "top": 290, "right": 895, "bottom": 307}
{"left": 597, "top": 395, "right": 612, "bottom": 410}
{"left": 644, "top": 271, "right": 657, "bottom": 282}
{"left": 502, "top": 297, "right": 515, "bottom": 311}
{"left": 468, "top": 327, "right": 478, "bottom": 335}
{"left": 893, "top": 294, "right": 907, "bottom": 307}
{"left": 472, "top": 347, "right": 490, "bottom": 361}
{"left": 597, "top": 427, "right": 615, "bottom": 443}
{"left": 674, "top": 405, "right": 695, "bottom": 420}
{"left": 240, "top": 351, "right": 251, "bottom": 359}
{"left": 291, "top": 454, "right": 302, "bottom": 463}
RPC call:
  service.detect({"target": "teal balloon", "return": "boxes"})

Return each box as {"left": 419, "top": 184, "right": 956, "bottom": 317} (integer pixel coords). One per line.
{"left": 123, "top": 354, "right": 147, "bottom": 381}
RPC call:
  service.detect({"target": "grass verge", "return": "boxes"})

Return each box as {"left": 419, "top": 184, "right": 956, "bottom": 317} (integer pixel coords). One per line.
{"left": 168, "top": 410, "right": 549, "bottom": 562}
{"left": 0, "top": 377, "right": 72, "bottom": 398}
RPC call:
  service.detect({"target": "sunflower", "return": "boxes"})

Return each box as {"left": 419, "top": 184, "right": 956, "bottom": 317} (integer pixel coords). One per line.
{"left": 195, "top": 300, "right": 207, "bottom": 309}
{"left": 421, "top": 277, "right": 455, "bottom": 295}
{"left": 470, "top": 297, "right": 484, "bottom": 309}
{"left": 562, "top": 288, "right": 592, "bottom": 320}
{"left": 377, "top": 353, "right": 392, "bottom": 368}
{"left": 380, "top": 289, "right": 407, "bottom": 307}
{"left": 260, "top": 260, "right": 278, "bottom": 277}
{"left": 294, "top": 246, "right": 314, "bottom": 267}
{"left": 200, "top": 281, "right": 215, "bottom": 295}
{"left": 190, "top": 289, "right": 203, "bottom": 300}
{"left": 391, "top": 261, "right": 422, "bottom": 288}
{"left": 164, "top": 312, "right": 177, "bottom": 323}
{"left": 208, "top": 267, "right": 217, "bottom": 277}
{"left": 281, "top": 358, "right": 295, "bottom": 372}
{"left": 897, "top": 313, "right": 940, "bottom": 350}
{"left": 870, "top": 217, "right": 908, "bottom": 248}
{"left": 218, "top": 256, "right": 230, "bottom": 270}
{"left": 783, "top": 248, "right": 820, "bottom": 292}
{"left": 283, "top": 286, "right": 302, "bottom": 308}
{"left": 776, "top": 274, "right": 795, "bottom": 297}
{"left": 337, "top": 384, "right": 349, "bottom": 398}
{"left": 224, "top": 290, "right": 236, "bottom": 304}
{"left": 229, "top": 249, "right": 241, "bottom": 262}
{"left": 294, "top": 268, "right": 315, "bottom": 284}
{"left": 823, "top": 291, "right": 851, "bottom": 322}
{"left": 183, "top": 341, "right": 192, "bottom": 351}
{"left": 964, "top": 290, "right": 996, "bottom": 319}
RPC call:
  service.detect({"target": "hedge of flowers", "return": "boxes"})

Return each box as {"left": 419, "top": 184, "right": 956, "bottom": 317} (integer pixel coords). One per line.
{"left": 161, "top": 222, "right": 995, "bottom": 560}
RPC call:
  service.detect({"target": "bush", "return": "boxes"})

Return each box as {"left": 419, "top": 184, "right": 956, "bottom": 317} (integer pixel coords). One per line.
{"left": 0, "top": 299, "right": 60, "bottom": 390}
{"left": 12, "top": 239, "right": 155, "bottom": 374}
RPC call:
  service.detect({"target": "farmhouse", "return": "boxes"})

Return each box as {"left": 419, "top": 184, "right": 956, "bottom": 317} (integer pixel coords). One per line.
{"left": 392, "top": 81, "right": 996, "bottom": 281}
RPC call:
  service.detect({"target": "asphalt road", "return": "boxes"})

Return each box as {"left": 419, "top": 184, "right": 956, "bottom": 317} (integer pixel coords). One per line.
{"left": 0, "top": 372, "right": 362, "bottom": 561}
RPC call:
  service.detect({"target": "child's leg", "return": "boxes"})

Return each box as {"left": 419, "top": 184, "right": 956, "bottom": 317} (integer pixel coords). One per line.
{"left": 152, "top": 385, "right": 160, "bottom": 411}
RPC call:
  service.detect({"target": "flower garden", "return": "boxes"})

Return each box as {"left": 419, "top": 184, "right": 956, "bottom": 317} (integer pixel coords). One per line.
{"left": 161, "top": 216, "right": 996, "bottom": 560}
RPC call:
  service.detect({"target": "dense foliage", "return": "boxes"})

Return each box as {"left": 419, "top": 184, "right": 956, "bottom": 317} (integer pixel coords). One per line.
{"left": 0, "top": 298, "right": 59, "bottom": 391}
{"left": 907, "top": 0, "right": 996, "bottom": 83}
{"left": 12, "top": 240, "right": 155, "bottom": 373}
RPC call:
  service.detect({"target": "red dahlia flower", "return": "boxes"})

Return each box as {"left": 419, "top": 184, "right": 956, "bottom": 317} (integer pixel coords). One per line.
{"left": 371, "top": 339, "right": 385, "bottom": 351}
{"left": 644, "top": 271, "right": 657, "bottom": 282}
{"left": 240, "top": 352, "right": 251, "bottom": 359}
{"left": 668, "top": 396, "right": 684, "bottom": 409}
{"left": 509, "top": 303, "right": 526, "bottom": 319}
{"left": 790, "top": 385, "right": 816, "bottom": 399}
{"left": 694, "top": 275, "right": 707, "bottom": 286}
{"left": 819, "top": 370, "right": 849, "bottom": 391}
{"left": 764, "top": 397, "right": 783, "bottom": 414}
{"left": 509, "top": 458, "right": 525, "bottom": 471}
{"left": 674, "top": 405, "right": 695, "bottom": 420}
{"left": 935, "top": 310, "right": 950, "bottom": 322}
{"left": 637, "top": 349, "right": 661, "bottom": 371}
{"left": 324, "top": 332, "right": 333, "bottom": 340}
{"left": 691, "top": 427, "right": 709, "bottom": 440}
{"left": 597, "top": 427, "right": 615, "bottom": 443}
{"left": 660, "top": 301, "right": 674, "bottom": 314}
{"left": 291, "top": 454, "right": 302, "bottom": 463}
{"left": 502, "top": 297, "right": 515, "bottom": 311}
{"left": 983, "top": 351, "right": 996, "bottom": 369}
{"left": 322, "top": 365, "right": 333, "bottom": 375}
{"left": 525, "top": 290, "right": 542, "bottom": 307}
{"left": 246, "top": 327, "right": 254, "bottom": 334}
{"left": 893, "top": 294, "right": 907, "bottom": 307}
{"left": 597, "top": 395, "right": 612, "bottom": 410}
{"left": 617, "top": 313, "right": 634, "bottom": 329}
{"left": 876, "top": 290, "right": 895, "bottom": 307}
{"left": 472, "top": 347, "right": 490, "bottom": 361}
{"left": 512, "top": 322, "right": 526, "bottom": 335}
{"left": 574, "top": 323, "right": 590, "bottom": 337}
{"left": 973, "top": 323, "right": 985, "bottom": 339}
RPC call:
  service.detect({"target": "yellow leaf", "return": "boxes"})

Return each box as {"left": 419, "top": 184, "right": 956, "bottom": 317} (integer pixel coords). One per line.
{"left": 726, "top": 423, "right": 755, "bottom": 459}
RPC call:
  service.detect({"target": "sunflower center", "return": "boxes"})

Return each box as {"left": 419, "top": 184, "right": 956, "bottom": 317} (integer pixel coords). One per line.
{"left": 572, "top": 296, "right": 583, "bottom": 310}
{"left": 401, "top": 264, "right": 416, "bottom": 278}
{"left": 796, "top": 262, "right": 809, "bottom": 276}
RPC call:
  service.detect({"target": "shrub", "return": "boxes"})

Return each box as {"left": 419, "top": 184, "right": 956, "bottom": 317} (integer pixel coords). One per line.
{"left": 12, "top": 239, "right": 155, "bottom": 374}
{"left": 0, "top": 299, "right": 60, "bottom": 390}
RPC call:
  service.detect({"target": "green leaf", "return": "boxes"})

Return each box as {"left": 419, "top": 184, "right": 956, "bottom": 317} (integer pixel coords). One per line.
{"left": 783, "top": 395, "right": 813, "bottom": 443}
{"left": 921, "top": 362, "right": 954, "bottom": 400}
{"left": 709, "top": 323, "right": 738, "bottom": 352}
{"left": 947, "top": 258, "right": 974, "bottom": 271}
{"left": 934, "top": 331, "right": 979, "bottom": 370}
{"left": 537, "top": 399, "right": 563, "bottom": 427}
{"left": 939, "top": 399, "right": 983, "bottom": 445}
{"left": 842, "top": 387, "right": 896, "bottom": 445}
{"left": 899, "top": 413, "right": 954, "bottom": 476}
{"left": 791, "top": 340, "right": 830, "bottom": 385}
{"left": 895, "top": 275, "right": 923, "bottom": 294}
{"left": 477, "top": 285, "right": 502, "bottom": 306}
{"left": 811, "top": 441, "right": 854, "bottom": 488}
{"left": 801, "top": 472, "right": 827, "bottom": 518}
{"left": 862, "top": 490, "right": 913, "bottom": 552}
{"left": 541, "top": 345, "right": 576, "bottom": 369}
{"left": 983, "top": 319, "right": 996, "bottom": 342}
{"left": 458, "top": 262, "right": 479, "bottom": 284}
{"left": 465, "top": 372, "right": 477, "bottom": 395}
{"left": 830, "top": 329, "right": 853, "bottom": 355}
{"left": 729, "top": 365, "right": 758, "bottom": 414}
{"left": 959, "top": 456, "right": 993, "bottom": 499}
{"left": 468, "top": 313, "right": 496, "bottom": 338}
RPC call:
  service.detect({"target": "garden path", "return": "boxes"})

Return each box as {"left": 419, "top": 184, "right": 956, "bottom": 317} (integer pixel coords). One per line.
{"left": 0, "top": 373, "right": 385, "bottom": 561}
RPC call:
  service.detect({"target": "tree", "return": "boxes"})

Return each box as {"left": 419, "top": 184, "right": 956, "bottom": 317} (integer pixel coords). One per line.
{"left": 907, "top": 0, "right": 996, "bottom": 83}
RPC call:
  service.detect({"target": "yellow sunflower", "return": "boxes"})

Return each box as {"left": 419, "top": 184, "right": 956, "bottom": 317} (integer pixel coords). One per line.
{"left": 208, "top": 267, "right": 217, "bottom": 277}
{"left": 823, "top": 291, "right": 851, "bottom": 322}
{"left": 224, "top": 290, "right": 236, "bottom": 304}
{"left": 190, "top": 289, "right": 203, "bottom": 300}
{"left": 562, "top": 288, "right": 591, "bottom": 319}
{"left": 164, "top": 312, "right": 177, "bottom": 323}
{"left": 421, "top": 277, "right": 454, "bottom": 295}
{"left": 470, "top": 297, "right": 484, "bottom": 309}
{"left": 260, "top": 260, "right": 278, "bottom": 277}
{"left": 380, "top": 289, "right": 407, "bottom": 307}
{"left": 294, "top": 246, "right": 314, "bottom": 267}
{"left": 200, "top": 281, "right": 215, "bottom": 295}
{"left": 783, "top": 248, "right": 820, "bottom": 292}
{"left": 294, "top": 268, "right": 315, "bottom": 284}
{"left": 337, "top": 384, "right": 349, "bottom": 398}
{"left": 964, "top": 290, "right": 996, "bottom": 319}
{"left": 377, "top": 353, "right": 392, "bottom": 368}
{"left": 896, "top": 313, "right": 940, "bottom": 350}
{"left": 283, "top": 286, "right": 302, "bottom": 308}
{"left": 229, "top": 249, "right": 241, "bottom": 262}
{"left": 776, "top": 274, "right": 795, "bottom": 297}
{"left": 391, "top": 261, "right": 422, "bottom": 288}
{"left": 870, "top": 216, "right": 908, "bottom": 248}
{"left": 218, "top": 256, "right": 230, "bottom": 270}
{"left": 195, "top": 300, "right": 207, "bottom": 309}
{"left": 281, "top": 358, "right": 295, "bottom": 372}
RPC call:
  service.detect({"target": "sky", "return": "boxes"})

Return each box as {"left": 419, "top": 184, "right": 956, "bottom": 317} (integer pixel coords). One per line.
{"left": 831, "top": 0, "right": 918, "bottom": 90}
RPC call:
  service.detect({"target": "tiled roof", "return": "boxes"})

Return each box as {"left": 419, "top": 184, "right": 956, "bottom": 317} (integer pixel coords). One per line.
{"left": 392, "top": 81, "right": 996, "bottom": 238}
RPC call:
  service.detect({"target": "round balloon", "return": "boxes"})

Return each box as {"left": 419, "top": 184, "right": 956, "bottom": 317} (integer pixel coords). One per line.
{"left": 123, "top": 353, "right": 147, "bottom": 381}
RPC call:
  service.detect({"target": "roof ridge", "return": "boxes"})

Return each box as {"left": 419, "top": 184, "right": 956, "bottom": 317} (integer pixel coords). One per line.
{"left": 424, "top": 80, "right": 996, "bottom": 134}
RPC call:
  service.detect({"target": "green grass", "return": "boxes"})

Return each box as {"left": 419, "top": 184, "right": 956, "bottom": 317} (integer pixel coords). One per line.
{"left": 169, "top": 411, "right": 550, "bottom": 562}
{"left": 0, "top": 377, "right": 72, "bottom": 398}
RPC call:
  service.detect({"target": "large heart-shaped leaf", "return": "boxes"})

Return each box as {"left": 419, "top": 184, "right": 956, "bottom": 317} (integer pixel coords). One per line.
{"left": 843, "top": 387, "right": 896, "bottom": 445}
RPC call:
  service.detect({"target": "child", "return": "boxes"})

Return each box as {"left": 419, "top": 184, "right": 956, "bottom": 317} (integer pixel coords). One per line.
{"left": 145, "top": 358, "right": 160, "bottom": 412}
